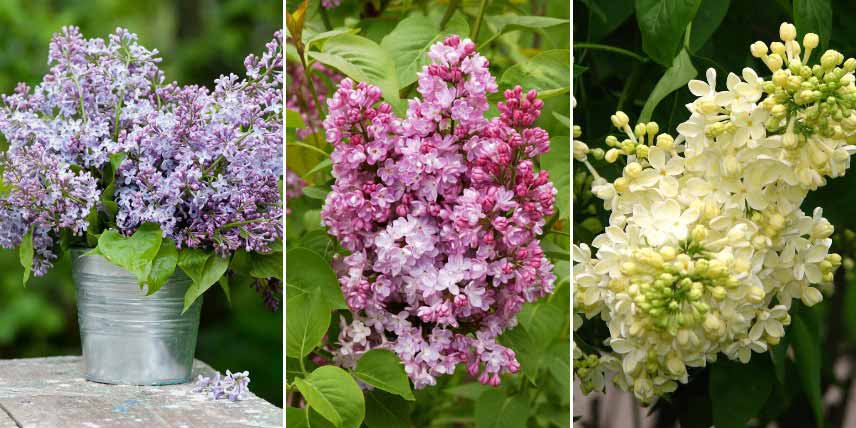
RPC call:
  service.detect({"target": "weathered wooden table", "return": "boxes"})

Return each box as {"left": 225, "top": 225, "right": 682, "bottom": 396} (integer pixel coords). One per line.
{"left": 0, "top": 356, "right": 282, "bottom": 428}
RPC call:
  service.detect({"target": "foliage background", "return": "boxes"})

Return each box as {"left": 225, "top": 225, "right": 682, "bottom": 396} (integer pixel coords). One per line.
{"left": 574, "top": 0, "right": 856, "bottom": 427}
{"left": 0, "top": 0, "right": 283, "bottom": 407}
{"left": 285, "top": 0, "right": 570, "bottom": 426}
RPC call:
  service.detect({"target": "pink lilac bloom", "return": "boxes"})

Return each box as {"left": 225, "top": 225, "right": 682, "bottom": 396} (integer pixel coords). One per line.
{"left": 286, "top": 61, "right": 342, "bottom": 139}
{"left": 0, "top": 27, "right": 283, "bottom": 274}
{"left": 322, "top": 35, "right": 557, "bottom": 389}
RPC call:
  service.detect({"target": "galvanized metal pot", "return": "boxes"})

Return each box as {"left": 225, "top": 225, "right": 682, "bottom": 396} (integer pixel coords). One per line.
{"left": 71, "top": 248, "right": 203, "bottom": 385}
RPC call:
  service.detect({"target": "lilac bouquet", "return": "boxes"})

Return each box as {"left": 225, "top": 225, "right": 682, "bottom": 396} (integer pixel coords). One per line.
{"left": 322, "top": 36, "right": 557, "bottom": 388}
{"left": 0, "top": 27, "right": 283, "bottom": 310}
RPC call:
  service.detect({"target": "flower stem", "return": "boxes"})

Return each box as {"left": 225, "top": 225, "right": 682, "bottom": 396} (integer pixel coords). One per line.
{"left": 471, "top": 0, "right": 488, "bottom": 41}
{"left": 573, "top": 43, "right": 649, "bottom": 62}
{"left": 440, "top": 0, "right": 460, "bottom": 30}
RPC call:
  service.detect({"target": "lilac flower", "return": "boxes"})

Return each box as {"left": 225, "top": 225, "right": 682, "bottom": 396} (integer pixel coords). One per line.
{"left": 322, "top": 35, "right": 556, "bottom": 389}
{"left": 0, "top": 27, "right": 283, "bottom": 274}
{"left": 193, "top": 370, "right": 251, "bottom": 401}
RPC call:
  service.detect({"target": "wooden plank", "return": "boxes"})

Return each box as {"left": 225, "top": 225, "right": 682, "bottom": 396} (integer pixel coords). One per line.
{"left": 0, "top": 356, "right": 282, "bottom": 428}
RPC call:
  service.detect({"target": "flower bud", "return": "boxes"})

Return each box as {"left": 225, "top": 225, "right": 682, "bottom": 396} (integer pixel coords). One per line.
{"left": 624, "top": 162, "right": 643, "bottom": 178}
{"left": 803, "top": 33, "right": 819, "bottom": 50}
{"left": 750, "top": 41, "right": 768, "bottom": 58}
{"left": 779, "top": 22, "right": 797, "bottom": 42}
{"left": 573, "top": 140, "right": 589, "bottom": 161}
{"left": 801, "top": 286, "right": 823, "bottom": 306}
{"left": 611, "top": 111, "right": 629, "bottom": 129}
{"left": 656, "top": 133, "right": 675, "bottom": 150}
{"left": 605, "top": 148, "right": 620, "bottom": 163}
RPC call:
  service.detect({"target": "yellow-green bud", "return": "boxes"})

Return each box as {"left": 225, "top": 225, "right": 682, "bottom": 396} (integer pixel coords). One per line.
{"left": 803, "top": 33, "right": 819, "bottom": 50}
{"left": 779, "top": 22, "right": 797, "bottom": 42}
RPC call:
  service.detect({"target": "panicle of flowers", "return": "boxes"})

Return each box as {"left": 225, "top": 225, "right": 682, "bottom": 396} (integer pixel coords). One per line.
{"left": 286, "top": 61, "right": 342, "bottom": 139}
{"left": 0, "top": 27, "right": 164, "bottom": 272}
{"left": 573, "top": 22, "right": 849, "bottom": 403}
{"left": 116, "top": 30, "right": 283, "bottom": 255}
{"left": 193, "top": 370, "right": 251, "bottom": 401}
{"left": 0, "top": 27, "right": 284, "bottom": 274}
{"left": 321, "top": 35, "right": 557, "bottom": 389}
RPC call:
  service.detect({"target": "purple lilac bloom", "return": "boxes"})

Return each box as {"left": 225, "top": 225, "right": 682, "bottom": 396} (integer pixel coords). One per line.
{"left": 322, "top": 35, "right": 557, "bottom": 389}
{"left": 286, "top": 61, "right": 342, "bottom": 139}
{"left": 193, "top": 370, "right": 251, "bottom": 401}
{"left": 0, "top": 27, "right": 283, "bottom": 273}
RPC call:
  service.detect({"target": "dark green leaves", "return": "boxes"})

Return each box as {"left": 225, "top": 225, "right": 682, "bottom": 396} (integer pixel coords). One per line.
{"left": 308, "top": 34, "right": 402, "bottom": 111}
{"left": 539, "top": 136, "right": 570, "bottom": 218}
{"left": 791, "top": 309, "right": 824, "bottom": 427}
{"left": 639, "top": 49, "right": 697, "bottom": 121}
{"left": 688, "top": 0, "right": 730, "bottom": 52}
{"left": 353, "top": 349, "right": 415, "bottom": 401}
{"left": 177, "top": 247, "right": 229, "bottom": 311}
{"left": 364, "top": 390, "right": 412, "bottom": 428}
{"left": 635, "top": 0, "right": 702, "bottom": 65}
{"left": 285, "top": 287, "right": 329, "bottom": 359}
{"left": 18, "top": 228, "right": 33, "bottom": 286}
{"left": 380, "top": 10, "right": 469, "bottom": 89}
{"left": 95, "top": 223, "right": 162, "bottom": 282}
{"left": 294, "top": 365, "right": 365, "bottom": 428}
{"left": 500, "top": 50, "right": 570, "bottom": 99}
{"left": 710, "top": 356, "right": 774, "bottom": 428}
{"left": 794, "top": 0, "right": 832, "bottom": 50}
{"left": 474, "top": 389, "right": 529, "bottom": 428}
{"left": 286, "top": 247, "right": 346, "bottom": 310}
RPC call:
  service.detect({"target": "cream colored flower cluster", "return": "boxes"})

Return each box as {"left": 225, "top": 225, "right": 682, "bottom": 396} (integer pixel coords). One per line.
{"left": 573, "top": 23, "right": 851, "bottom": 403}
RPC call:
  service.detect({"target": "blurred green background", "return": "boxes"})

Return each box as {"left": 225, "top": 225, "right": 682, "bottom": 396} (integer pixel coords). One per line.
{"left": 0, "top": 0, "right": 282, "bottom": 407}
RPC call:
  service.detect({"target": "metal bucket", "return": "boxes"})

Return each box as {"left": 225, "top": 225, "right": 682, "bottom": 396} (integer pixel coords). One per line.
{"left": 71, "top": 248, "right": 203, "bottom": 385}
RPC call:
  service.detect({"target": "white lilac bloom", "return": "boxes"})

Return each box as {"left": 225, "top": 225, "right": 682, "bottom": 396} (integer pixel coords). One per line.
{"left": 573, "top": 22, "right": 850, "bottom": 403}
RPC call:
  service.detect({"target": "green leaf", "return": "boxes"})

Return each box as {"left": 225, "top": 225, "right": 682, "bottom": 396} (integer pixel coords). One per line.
{"left": 689, "top": 0, "right": 730, "bottom": 52}
{"left": 635, "top": 0, "right": 702, "bottom": 65}
{"left": 177, "top": 248, "right": 229, "bottom": 312}
{"left": 792, "top": 309, "right": 824, "bottom": 427}
{"left": 96, "top": 223, "right": 163, "bottom": 284}
{"left": 474, "top": 390, "right": 529, "bottom": 428}
{"left": 218, "top": 275, "right": 232, "bottom": 306}
{"left": 286, "top": 287, "right": 330, "bottom": 359}
{"left": 380, "top": 10, "right": 469, "bottom": 89}
{"left": 19, "top": 228, "right": 33, "bottom": 286}
{"left": 547, "top": 342, "right": 571, "bottom": 405}
{"left": 770, "top": 331, "right": 791, "bottom": 385}
{"left": 517, "top": 300, "right": 564, "bottom": 348}
{"left": 354, "top": 349, "right": 415, "bottom": 401}
{"left": 500, "top": 50, "right": 570, "bottom": 96}
{"left": 794, "top": 0, "right": 832, "bottom": 51}
{"left": 639, "top": 49, "right": 697, "bottom": 122}
{"left": 364, "top": 390, "right": 412, "bottom": 428}
{"left": 249, "top": 252, "right": 283, "bottom": 280}
{"left": 302, "top": 185, "right": 331, "bottom": 200}
{"left": 498, "top": 323, "right": 542, "bottom": 381}
{"left": 579, "top": 0, "right": 634, "bottom": 41}
{"left": 294, "top": 365, "right": 365, "bottom": 428}
{"left": 540, "top": 136, "right": 570, "bottom": 218}
{"left": 551, "top": 112, "right": 571, "bottom": 129}
{"left": 486, "top": 15, "right": 569, "bottom": 37}
{"left": 302, "top": 158, "right": 332, "bottom": 180}
{"left": 145, "top": 239, "right": 178, "bottom": 295}
{"left": 286, "top": 109, "right": 306, "bottom": 129}
{"left": 286, "top": 407, "right": 309, "bottom": 428}
{"left": 709, "top": 356, "right": 774, "bottom": 428}
{"left": 286, "top": 247, "right": 347, "bottom": 310}
{"left": 308, "top": 34, "right": 402, "bottom": 112}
